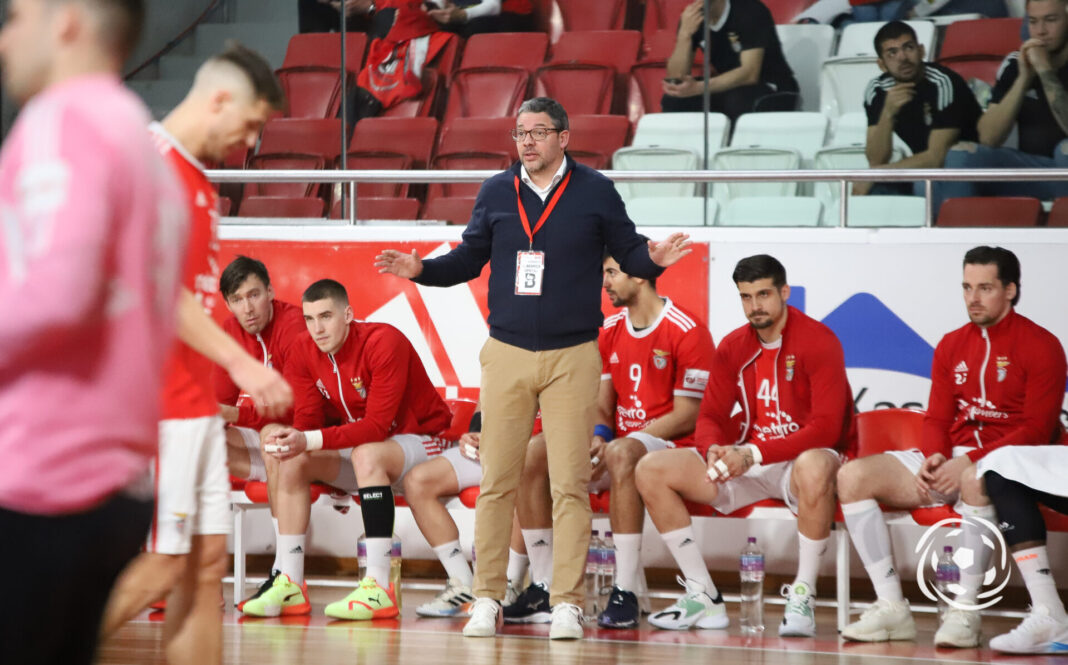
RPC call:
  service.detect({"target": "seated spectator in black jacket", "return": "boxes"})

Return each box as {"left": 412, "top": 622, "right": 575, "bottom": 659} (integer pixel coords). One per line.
{"left": 427, "top": 0, "right": 534, "bottom": 36}
{"left": 299, "top": 0, "right": 374, "bottom": 33}
{"left": 857, "top": 21, "right": 980, "bottom": 196}
{"left": 938, "top": 0, "right": 1068, "bottom": 209}
{"left": 662, "top": 0, "right": 799, "bottom": 121}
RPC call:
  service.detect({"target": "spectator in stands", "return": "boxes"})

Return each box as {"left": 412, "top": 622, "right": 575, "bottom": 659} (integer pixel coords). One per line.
{"left": 375, "top": 97, "right": 690, "bottom": 640}
{"left": 299, "top": 0, "right": 374, "bottom": 33}
{"left": 662, "top": 0, "right": 799, "bottom": 120}
{"left": 939, "top": 0, "right": 1068, "bottom": 208}
{"left": 909, "top": 0, "right": 1008, "bottom": 21}
{"left": 838, "top": 247, "right": 1066, "bottom": 647}
{"left": 851, "top": 0, "right": 911, "bottom": 23}
{"left": 635, "top": 255, "right": 852, "bottom": 637}
{"left": 427, "top": 0, "right": 534, "bottom": 36}
{"left": 978, "top": 446, "right": 1068, "bottom": 654}
{"left": 856, "top": 21, "right": 980, "bottom": 196}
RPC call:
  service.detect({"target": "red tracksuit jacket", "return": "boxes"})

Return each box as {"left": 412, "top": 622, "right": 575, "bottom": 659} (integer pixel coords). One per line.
{"left": 286, "top": 321, "right": 451, "bottom": 450}
{"left": 922, "top": 309, "right": 1066, "bottom": 462}
{"left": 695, "top": 306, "right": 857, "bottom": 464}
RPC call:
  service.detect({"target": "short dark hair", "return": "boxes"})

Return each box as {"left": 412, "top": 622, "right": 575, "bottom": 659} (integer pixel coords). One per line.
{"left": 214, "top": 41, "right": 286, "bottom": 110}
{"left": 303, "top": 279, "right": 349, "bottom": 306}
{"left": 602, "top": 236, "right": 657, "bottom": 289}
{"left": 219, "top": 255, "right": 270, "bottom": 299}
{"left": 964, "top": 246, "right": 1021, "bottom": 306}
{"left": 65, "top": 0, "right": 145, "bottom": 59}
{"left": 873, "top": 21, "right": 918, "bottom": 58}
{"left": 517, "top": 97, "right": 569, "bottom": 131}
{"left": 732, "top": 254, "right": 787, "bottom": 288}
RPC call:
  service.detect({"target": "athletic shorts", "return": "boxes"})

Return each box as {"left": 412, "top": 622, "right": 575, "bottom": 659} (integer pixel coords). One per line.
{"left": 442, "top": 446, "right": 483, "bottom": 491}
{"left": 884, "top": 445, "right": 975, "bottom": 507}
{"left": 146, "top": 416, "right": 232, "bottom": 554}
{"left": 329, "top": 433, "right": 446, "bottom": 494}
{"left": 232, "top": 426, "right": 266, "bottom": 482}
{"left": 689, "top": 447, "right": 844, "bottom": 515}
{"left": 588, "top": 432, "right": 676, "bottom": 493}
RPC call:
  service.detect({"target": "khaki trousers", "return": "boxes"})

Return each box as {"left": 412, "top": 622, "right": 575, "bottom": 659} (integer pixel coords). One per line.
{"left": 473, "top": 337, "right": 600, "bottom": 606}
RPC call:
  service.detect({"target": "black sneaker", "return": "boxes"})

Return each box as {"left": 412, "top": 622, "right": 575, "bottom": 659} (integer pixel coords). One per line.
{"left": 237, "top": 569, "right": 280, "bottom": 610}
{"left": 502, "top": 581, "right": 551, "bottom": 624}
{"left": 598, "top": 586, "right": 640, "bottom": 628}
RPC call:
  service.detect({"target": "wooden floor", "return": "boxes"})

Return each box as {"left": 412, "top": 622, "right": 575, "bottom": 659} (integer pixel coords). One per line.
{"left": 96, "top": 581, "right": 1059, "bottom": 665}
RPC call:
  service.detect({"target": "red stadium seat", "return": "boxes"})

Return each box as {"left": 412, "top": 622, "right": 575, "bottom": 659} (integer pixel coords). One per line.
{"left": 936, "top": 197, "right": 1043, "bottom": 227}
{"left": 421, "top": 196, "right": 478, "bottom": 224}
{"left": 436, "top": 116, "right": 517, "bottom": 156}
{"left": 567, "top": 115, "right": 631, "bottom": 164}
{"left": 854, "top": 408, "right": 924, "bottom": 457}
{"left": 460, "top": 32, "right": 549, "bottom": 72}
{"left": 642, "top": 0, "right": 692, "bottom": 39}
{"left": 939, "top": 18, "right": 1022, "bottom": 85}
{"left": 380, "top": 68, "right": 443, "bottom": 118}
{"left": 222, "top": 145, "right": 249, "bottom": 169}
{"left": 555, "top": 0, "right": 626, "bottom": 33}
{"left": 534, "top": 63, "right": 616, "bottom": 115}
{"left": 240, "top": 196, "right": 326, "bottom": 218}
{"left": 282, "top": 32, "right": 368, "bottom": 73}
{"left": 443, "top": 67, "right": 530, "bottom": 122}
{"left": 244, "top": 153, "right": 325, "bottom": 199}
{"left": 217, "top": 196, "right": 232, "bottom": 217}
{"left": 258, "top": 118, "right": 344, "bottom": 161}
{"left": 568, "top": 150, "right": 609, "bottom": 169}
{"left": 642, "top": 29, "right": 680, "bottom": 62}
{"left": 330, "top": 197, "right": 420, "bottom": 221}
{"left": 443, "top": 398, "right": 479, "bottom": 441}
{"left": 276, "top": 66, "right": 349, "bottom": 119}
{"left": 428, "top": 151, "right": 511, "bottom": 201}
{"left": 550, "top": 30, "right": 641, "bottom": 74}
{"left": 425, "top": 32, "right": 463, "bottom": 81}
{"left": 349, "top": 117, "right": 438, "bottom": 168}
{"left": 627, "top": 61, "right": 669, "bottom": 122}
{"left": 338, "top": 151, "right": 413, "bottom": 198}
{"left": 1047, "top": 197, "right": 1068, "bottom": 226}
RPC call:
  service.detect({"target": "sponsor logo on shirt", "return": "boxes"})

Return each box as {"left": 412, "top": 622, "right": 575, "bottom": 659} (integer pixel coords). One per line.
{"left": 957, "top": 396, "right": 1009, "bottom": 420}
{"left": 996, "top": 356, "right": 1010, "bottom": 382}
{"left": 351, "top": 377, "right": 367, "bottom": 399}
{"left": 653, "top": 349, "right": 670, "bottom": 370}
{"left": 683, "top": 368, "right": 710, "bottom": 392}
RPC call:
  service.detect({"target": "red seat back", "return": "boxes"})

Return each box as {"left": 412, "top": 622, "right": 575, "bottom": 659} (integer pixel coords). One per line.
{"left": 283, "top": 32, "right": 367, "bottom": 72}
{"left": 642, "top": 0, "right": 693, "bottom": 38}
{"left": 550, "top": 30, "right": 641, "bottom": 74}
{"left": 854, "top": 408, "right": 924, "bottom": 458}
{"left": 349, "top": 117, "right": 438, "bottom": 168}
{"left": 1048, "top": 197, "right": 1068, "bottom": 226}
{"left": 340, "top": 151, "right": 413, "bottom": 198}
{"left": 460, "top": 32, "right": 549, "bottom": 72}
{"left": 330, "top": 197, "right": 420, "bottom": 221}
{"left": 534, "top": 63, "right": 615, "bottom": 115}
{"left": 940, "top": 18, "right": 1022, "bottom": 59}
{"left": 429, "top": 151, "right": 511, "bottom": 200}
{"left": 245, "top": 153, "right": 325, "bottom": 198}
{"left": 567, "top": 114, "right": 630, "bottom": 160}
{"left": 444, "top": 67, "right": 531, "bottom": 122}
{"left": 556, "top": 0, "right": 626, "bottom": 32}
{"left": 437, "top": 117, "right": 517, "bottom": 156}
{"left": 936, "top": 197, "right": 1043, "bottom": 227}
{"left": 277, "top": 66, "right": 348, "bottom": 119}
{"left": 240, "top": 196, "right": 325, "bottom": 218}
{"left": 258, "top": 118, "right": 343, "bottom": 161}
{"left": 421, "top": 196, "right": 478, "bottom": 225}
{"left": 443, "top": 398, "right": 479, "bottom": 441}
{"left": 381, "top": 68, "right": 443, "bottom": 118}
{"left": 939, "top": 59, "right": 1002, "bottom": 86}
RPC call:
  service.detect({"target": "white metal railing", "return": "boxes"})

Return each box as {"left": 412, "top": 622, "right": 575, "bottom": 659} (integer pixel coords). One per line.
{"left": 207, "top": 167, "right": 1068, "bottom": 228}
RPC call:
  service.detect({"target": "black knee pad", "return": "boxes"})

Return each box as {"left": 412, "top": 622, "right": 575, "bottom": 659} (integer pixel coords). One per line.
{"left": 986, "top": 472, "right": 1047, "bottom": 547}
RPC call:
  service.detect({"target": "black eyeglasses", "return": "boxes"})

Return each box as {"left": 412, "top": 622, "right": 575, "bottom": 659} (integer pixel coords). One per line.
{"left": 510, "top": 128, "right": 561, "bottom": 142}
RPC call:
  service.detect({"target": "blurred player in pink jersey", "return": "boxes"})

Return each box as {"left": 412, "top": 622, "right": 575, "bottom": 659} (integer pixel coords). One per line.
{"left": 99, "top": 44, "right": 290, "bottom": 665}
{"left": 0, "top": 1, "right": 186, "bottom": 663}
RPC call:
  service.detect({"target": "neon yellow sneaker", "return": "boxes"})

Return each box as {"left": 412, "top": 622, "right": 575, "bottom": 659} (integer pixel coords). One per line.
{"left": 240, "top": 573, "right": 310, "bottom": 617}
{"left": 324, "top": 577, "right": 399, "bottom": 620}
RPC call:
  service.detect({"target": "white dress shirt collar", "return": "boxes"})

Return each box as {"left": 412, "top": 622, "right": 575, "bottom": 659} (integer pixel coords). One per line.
{"left": 520, "top": 156, "right": 570, "bottom": 202}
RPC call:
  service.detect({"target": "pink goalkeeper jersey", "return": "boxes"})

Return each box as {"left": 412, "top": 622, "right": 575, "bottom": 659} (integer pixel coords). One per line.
{"left": 0, "top": 74, "right": 188, "bottom": 515}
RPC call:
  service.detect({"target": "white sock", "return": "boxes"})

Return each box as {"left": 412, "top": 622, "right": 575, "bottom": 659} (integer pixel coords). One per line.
{"left": 434, "top": 540, "right": 473, "bottom": 587}
{"left": 522, "top": 528, "right": 554, "bottom": 586}
{"left": 661, "top": 525, "right": 716, "bottom": 595}
{"left": 957, "top": 502, "right": 996, "bottom": 602}
{"left": 506, "top": 549, "right": 529, "bottom": 589}
{"left": 614, "top": 533, "right": 643, "bottom": 592}
{"left": 271, "top": 517, "right": 281, "bottom": 573}
{"left": 366, "top": 537, "right": 392, "bottom": 587}
{"left": 1015, "top": 546, "right": 1067, "bottom": 619}
{"left": 842, "top": 499, "right": 902, "bottom": 601}
{"left": 277, "top": 534, "right": 306, "bottom": 585}
{"left": 794, "top": 533, "right": 828, "bottom": 594}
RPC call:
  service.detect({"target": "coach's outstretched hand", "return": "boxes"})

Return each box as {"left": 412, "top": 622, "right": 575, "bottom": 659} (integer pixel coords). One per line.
{"left": 648, "top": 233, "right": 692, "bottom": 268}
{"left": 375, "top": 249, "right": 424, "bottom": 279}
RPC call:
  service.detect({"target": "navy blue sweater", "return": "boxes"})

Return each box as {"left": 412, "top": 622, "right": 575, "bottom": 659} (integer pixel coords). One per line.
{"left": 414, "top": 156, "right": 664, "bottom": 351}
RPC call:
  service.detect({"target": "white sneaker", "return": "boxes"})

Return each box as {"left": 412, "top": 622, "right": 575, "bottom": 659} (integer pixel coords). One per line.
{"left": 504, "top": 580, "right": 521, "bottom": 608}
{"left": 648, "top": 576, "right": 729, "bottom": 630}
{"left": 989, "top": 606, "right": 1068, "bottom": 654}
{"left": 778, "top": 583, "right": 817, "bottom": 637}
{"left": 934, "top": 607, "right": 981, "bottom": 648}
{"left": 549, "top": 603, "right": 584, "bottom": 640}
{"left": 840, "top": 598, "right": 916, "bottom": 642}
{"left": 416, "top": 578, "right": 476, "bottom": 618}
{"left": 462, "top": 598, "right": 502, "bottom": 637}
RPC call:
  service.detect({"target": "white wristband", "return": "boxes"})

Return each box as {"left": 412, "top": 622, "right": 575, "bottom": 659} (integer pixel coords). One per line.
{"left": 305, "top": 430, "right": 324, "bottom": 451}
{"left": 744, "top": 443, "right": 762, "bottom": 465}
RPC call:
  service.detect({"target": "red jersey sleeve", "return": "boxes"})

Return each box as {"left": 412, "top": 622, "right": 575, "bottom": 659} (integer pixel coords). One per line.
{"left": 673, "top": 327, "right": 716, "bottom": 399}
{"left": 695, "top": 341, "right": 743, "bottom": 457}
{"left": 921, "top": 338, "right": 957, "bottom": 459}
{"left": 320, "top": 327, "right": 411, "bottom": 450}
{"left": 967, "top": 331, "right": 1067, "bottom": 462}
{"left": 599, "top": 332, "right": 611, "bottom": 378}
{"left": 288, "top": 346, "right": 327, "bottom": 432}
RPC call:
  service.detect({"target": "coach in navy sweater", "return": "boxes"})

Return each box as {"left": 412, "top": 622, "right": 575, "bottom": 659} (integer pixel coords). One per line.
{"left": 376, "top": 97, "right": 690, "bottom": 640}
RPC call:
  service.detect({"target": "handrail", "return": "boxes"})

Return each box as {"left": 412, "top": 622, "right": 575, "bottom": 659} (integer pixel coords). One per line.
{"left": 207, "top": 167, "right": 1068, "bottom": 227}
{"left": 125, "top": 0, "right": 223, "bottom": 80}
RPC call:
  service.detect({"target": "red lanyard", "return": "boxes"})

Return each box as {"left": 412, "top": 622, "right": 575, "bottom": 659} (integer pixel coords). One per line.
{"left": 514, "top": 170, "right": 572, "bottom": 246}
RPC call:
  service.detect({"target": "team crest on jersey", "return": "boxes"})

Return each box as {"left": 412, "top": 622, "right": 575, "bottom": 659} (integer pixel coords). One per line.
{"left": 315, "top": 379, "right": 330, "bottom": 400}
{"left": 996, "top": 356, "right": 1010, "bottom": 382}
{"left": 728, "top": 32, "right": 742, "bottom": 53}
{"left": 785, "top": 355, "right": 796, "bottom": 381}
{"left": 609, "top": 352, "right": 620, "bottom": 364}
{"left": 954, "top": 361, "right": 968, "bottom": 385}
{"left": 652, "top": 349, "right": 670, "bottom": 370}
{"left": 923, "top": 102, "right": 932, "bottom": 127}
{"left": 265, "top": 352, "right": 273, "bottom": 369}
{"left": 351, "top": 377, "right": 367, "bottom": 398}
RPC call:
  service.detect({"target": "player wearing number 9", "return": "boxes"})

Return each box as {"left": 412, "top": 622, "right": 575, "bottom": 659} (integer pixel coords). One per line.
{"left": 635, "top": 254, "right": 855, "bottom": 636}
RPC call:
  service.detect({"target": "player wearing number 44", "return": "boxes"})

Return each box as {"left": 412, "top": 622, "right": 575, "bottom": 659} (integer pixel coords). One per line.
{"left": 635, "top": 254, "right": 856, "bottom": 637}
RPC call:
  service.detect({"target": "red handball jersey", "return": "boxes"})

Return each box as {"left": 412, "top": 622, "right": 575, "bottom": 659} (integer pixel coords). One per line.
{"left": 600, "top": 299, "right": 716, "bottom": 446}
{"left": 287, "top": 321, "right": 452, "bottom": 450}
{"left": 152, "top": 123, "right": 221, "bottom": 420}
{"left": 215, "top": 299, "right": 307, "bottom": 430}
{"left": 748, "top": 341, "right": 786, "bottom": 444}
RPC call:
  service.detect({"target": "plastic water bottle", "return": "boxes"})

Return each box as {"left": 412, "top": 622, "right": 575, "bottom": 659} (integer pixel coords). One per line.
{"left": 585, "top": 530, "right": 603, "bottom": 616}
{"left": 391, "top": 535, "right": 403, "bottom": 609}
{"left": 600, "top": 531, "right": 617, "bottom": 595}
{"left": 740, "top": 537, "right": 765, "bottom": 633}
{"left": 936, "top": 545, "right": 960, "bottom": 619}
